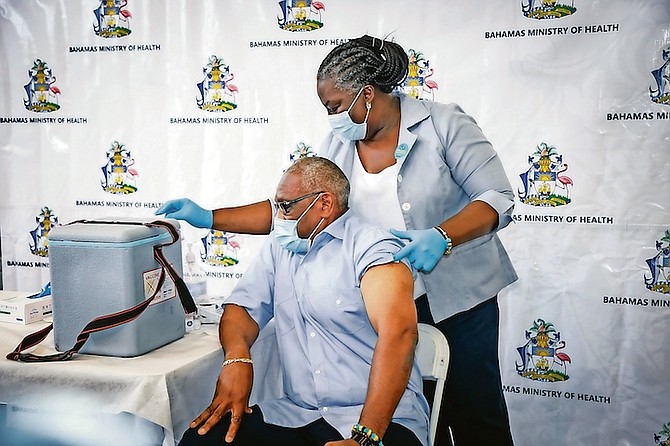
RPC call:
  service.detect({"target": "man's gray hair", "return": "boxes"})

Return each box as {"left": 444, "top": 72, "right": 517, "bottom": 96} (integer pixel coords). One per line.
{"left": 285, "top": 157, "right": 350, "bottom": 211}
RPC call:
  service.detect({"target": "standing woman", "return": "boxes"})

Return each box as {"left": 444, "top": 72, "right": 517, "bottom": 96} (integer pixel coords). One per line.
{"left": 156, "top": 35, "right": 518, "bottom": 446}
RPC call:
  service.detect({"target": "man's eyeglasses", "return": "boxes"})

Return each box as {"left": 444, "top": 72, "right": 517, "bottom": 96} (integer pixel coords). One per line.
{"left": 274, "top": 191, "right": 324, "bottom": 214}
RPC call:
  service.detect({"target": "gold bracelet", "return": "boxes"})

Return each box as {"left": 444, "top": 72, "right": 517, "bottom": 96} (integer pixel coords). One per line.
{"left": 222, "top": 357, "right": 253, "bottom": 368}
{"left": 433, "top": 226, "right": 453, "bottom": 256}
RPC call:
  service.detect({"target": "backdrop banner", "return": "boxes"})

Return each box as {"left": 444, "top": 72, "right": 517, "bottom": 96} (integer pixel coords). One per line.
{"left": 1, "top": 1, "right": 669, "bottom": 445}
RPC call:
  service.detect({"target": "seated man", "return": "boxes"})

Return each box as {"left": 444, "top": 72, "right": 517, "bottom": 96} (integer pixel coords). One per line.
{"left": 178, "top": 157, "right": 429, "bottom": 446}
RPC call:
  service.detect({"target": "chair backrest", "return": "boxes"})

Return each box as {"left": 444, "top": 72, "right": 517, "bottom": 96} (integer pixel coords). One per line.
{"left": 416, "top": 323, "right": 450, "bottom": 446}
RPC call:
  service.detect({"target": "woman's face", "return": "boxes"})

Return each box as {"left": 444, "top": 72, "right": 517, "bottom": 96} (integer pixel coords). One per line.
{"left": 316, "top": 78, "right": 372, "bottom": 125}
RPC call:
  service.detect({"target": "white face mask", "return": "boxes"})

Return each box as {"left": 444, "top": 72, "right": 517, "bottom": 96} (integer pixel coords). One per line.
{"left": 326, "top": 86, "right": 371, "bottom": 141}
{"left": 272, "top": 194, "right": 324, "bottom": 254}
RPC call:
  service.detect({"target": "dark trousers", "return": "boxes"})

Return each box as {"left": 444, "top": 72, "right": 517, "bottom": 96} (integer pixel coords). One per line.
{"left": 416, "top": 295, "right": 514, "bottom": 446}
{"left": 178, "top": 405, "right": 422, "bottom": 446}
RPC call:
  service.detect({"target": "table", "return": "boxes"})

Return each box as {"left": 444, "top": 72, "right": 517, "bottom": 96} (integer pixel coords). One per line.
{"left": 0, "top": 319, "right": 281, "bottom": 446}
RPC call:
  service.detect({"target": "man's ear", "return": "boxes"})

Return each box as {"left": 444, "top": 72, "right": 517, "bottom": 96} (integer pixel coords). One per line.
{"left": 319, "top": 192, "right": 335, "bottom": 217}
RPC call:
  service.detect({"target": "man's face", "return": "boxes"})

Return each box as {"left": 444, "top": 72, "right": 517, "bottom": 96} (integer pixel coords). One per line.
{"left": 274, "top": 173, "right": 324, "bottom": 239}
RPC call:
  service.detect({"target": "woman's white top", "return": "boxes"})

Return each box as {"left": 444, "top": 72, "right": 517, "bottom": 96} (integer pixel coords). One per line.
{"left": 349, "top": 148, "right": 427, "bottom": 298}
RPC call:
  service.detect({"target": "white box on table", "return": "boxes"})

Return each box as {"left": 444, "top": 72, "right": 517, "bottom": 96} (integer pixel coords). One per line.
{"left": 0, "top": 290, "right": 52, "bottom": 325}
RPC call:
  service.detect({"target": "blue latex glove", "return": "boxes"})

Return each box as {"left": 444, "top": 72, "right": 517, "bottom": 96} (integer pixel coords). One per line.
{"left": 27, "top": 281, "right": 51, "bottom": 299}
{"left": 155, "top": 198, "right": 213, "bottom": 229}
{"left": 390, "top": 228, "right": 447, "bottom": 273}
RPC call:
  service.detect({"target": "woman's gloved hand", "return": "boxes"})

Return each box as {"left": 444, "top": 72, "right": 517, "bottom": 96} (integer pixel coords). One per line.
{"left": 155, "top": 198, "right": 213, "bottom": 229}
{"left": 390, "top": 228, "right": 447, "bottom": 273}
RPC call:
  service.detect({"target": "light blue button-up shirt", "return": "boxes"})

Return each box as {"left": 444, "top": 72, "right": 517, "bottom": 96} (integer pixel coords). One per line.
{"left": 225, "top": 211, "right": 430, "bottom": 446}
{"left": 320, "top": 93, "right": 518, "bottom": 322}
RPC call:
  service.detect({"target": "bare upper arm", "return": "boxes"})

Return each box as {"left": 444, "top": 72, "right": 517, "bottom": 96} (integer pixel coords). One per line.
{"left": 360, "top": 262, "right": 416, "bottom": 334}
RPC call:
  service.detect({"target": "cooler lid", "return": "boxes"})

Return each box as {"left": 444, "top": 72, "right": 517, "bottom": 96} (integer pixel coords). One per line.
{"left": 49, "top": 218, "right": 180, "bottom": 243}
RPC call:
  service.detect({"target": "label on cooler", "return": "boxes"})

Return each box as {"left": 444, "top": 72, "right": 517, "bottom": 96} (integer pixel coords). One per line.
{"left": 142, "top": 268, "right": 177, "bottom": 304}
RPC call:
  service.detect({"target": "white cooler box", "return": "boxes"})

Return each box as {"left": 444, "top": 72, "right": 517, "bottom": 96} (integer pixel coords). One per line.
{"left": 48, "top": 219, "right": 186, "bottom": 357}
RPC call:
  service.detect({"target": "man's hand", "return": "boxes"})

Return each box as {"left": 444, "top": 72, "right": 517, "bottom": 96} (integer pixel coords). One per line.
{"left": 155, "top": 198, "right": 213, "bottom": 229}
{"left": 189, "top": 362, "right": 254, "bottom": 443}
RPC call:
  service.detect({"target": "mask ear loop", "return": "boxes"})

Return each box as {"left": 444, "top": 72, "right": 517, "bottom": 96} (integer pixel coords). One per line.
{"left": 345, "top": 86, "right": 372, "bottom": 124}
{"left": 303, "top": 193, "right": 326, "bottom": 244}
{"left": 307, "top": 217, "right": 325, "bottom": 242}
{"left": 347, "top": 86, "right": 366, "bottom": 113}
{"left": 295, "top": 192, "right": 324, "bottom": 234}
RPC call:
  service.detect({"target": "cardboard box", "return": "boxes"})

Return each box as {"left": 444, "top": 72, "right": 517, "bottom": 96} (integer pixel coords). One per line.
{"left": 0, "top": 290, "right": 52, "bottom": 325}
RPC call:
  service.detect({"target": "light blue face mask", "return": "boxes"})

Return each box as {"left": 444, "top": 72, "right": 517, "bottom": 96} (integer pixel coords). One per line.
{"left": 327, "top": 86, "right": 371, "bottom": 141}
{"left": 273, "top": 194, "right": 324, "bottom": 254}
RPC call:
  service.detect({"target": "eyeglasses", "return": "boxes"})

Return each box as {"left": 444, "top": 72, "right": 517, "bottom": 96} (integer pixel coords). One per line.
{"left": 274, "top": 191, "right": 324, "bottom": 215}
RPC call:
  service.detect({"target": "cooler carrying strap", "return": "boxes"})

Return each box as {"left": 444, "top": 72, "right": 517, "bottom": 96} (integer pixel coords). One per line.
{"left": 6, "top": 219, "right": 196, "bottom": 362}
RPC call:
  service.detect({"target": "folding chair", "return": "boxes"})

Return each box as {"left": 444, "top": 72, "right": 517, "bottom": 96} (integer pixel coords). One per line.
{"left": 416, "top": 323, "right": 450, "bottom": 446}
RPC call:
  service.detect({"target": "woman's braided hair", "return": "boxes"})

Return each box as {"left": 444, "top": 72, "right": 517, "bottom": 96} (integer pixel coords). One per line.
{"left": 317, "top": 35, "right": 409, "bottom": 94}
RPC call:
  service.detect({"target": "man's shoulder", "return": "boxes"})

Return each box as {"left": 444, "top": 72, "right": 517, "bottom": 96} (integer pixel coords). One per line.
{"left": 341, "top": 212, "right": 383, "bottom": 233}
{"left": 341, "top": 213, "right": 400, "bottom": 249}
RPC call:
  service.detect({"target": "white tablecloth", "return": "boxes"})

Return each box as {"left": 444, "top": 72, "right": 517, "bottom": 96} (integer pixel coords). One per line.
{"left": 0, "top": 319, "right": 281, "bottom": 446}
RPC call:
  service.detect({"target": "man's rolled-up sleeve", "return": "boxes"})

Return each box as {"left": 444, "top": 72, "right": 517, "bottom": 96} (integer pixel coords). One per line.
{"left": 224, "top": 239, "right": 276, "bottom": 331}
